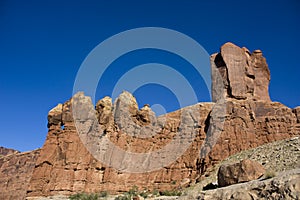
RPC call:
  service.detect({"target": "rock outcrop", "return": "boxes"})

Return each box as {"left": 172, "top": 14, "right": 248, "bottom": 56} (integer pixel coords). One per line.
{"left": 0, "top": 146, "right": 19, "bottom": 157}
{"left": 217, "top": 159, "right": 265, "bottom": 187}
{"left": 211, "top": 42, "right": 270, "bottom": 102}
{"left": 0, "top": 149, "right": 40, "bottom": 200}
{"left": 198, "top": 168, "right": 300, "bottom": 200}
{"left": 25, "top": 44, "right": 298, "bottom": 198}
{"left": 26, "top": 93, "right": 214, "bottom": 197}
{"left": 293, "top": 106, "right": 300, "bottom": 123}
{"left": 0, "top": 42, "right": 299, "bottom": 200}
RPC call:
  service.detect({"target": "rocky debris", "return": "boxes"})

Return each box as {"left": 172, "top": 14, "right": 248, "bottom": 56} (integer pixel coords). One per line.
{"left": 197, "top": 168, "right": 300, "bottom": 200}
{"left": 235, "top": 136, "right": 300, "bottom": 172}
{"left": 26, "top": 195, "right": 180, "bottom": 200}
{"left": 26, "top": 195, "right": 70, "bottom": 200}
{"left": 0, "top": 146, "right": 19, "bottom": 156}
{"left": 217, "top": 159, "right": 265, "bottom": 187}
{"left": 184, "top": 136, "right": 300, "bottom": 199}
{"left": 211, "top": 42, "right": 270, "bottom": 102}
{"left": 0, "top": 149, "right": 40, "bottom": 200}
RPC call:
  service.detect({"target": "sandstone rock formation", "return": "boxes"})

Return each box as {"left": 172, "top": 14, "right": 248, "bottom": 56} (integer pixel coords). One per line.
{"left": 0, "top": 42, "right": 299, "bottom": 200}
{"left": 293, "top": 106, "right": 300, "bottom": 123}
{"left": 211, "top": 42, "right": 270, "bottom": 102}
{"left": 217, "top": 159, "right": 265, "bottom": 187}
{"left": 198, "top": 168, "right": 300, "bottom": 200}
{"left": 0, "top": 146, "right": 19, "bottom": 156}
{"left": 25, "top": 44, "right": 298, "bottom": 198}
{"left": 0, "top": 149, "right": 40, "bottom": 200}
{"left": 26, "top": 93, "right": 214, "bottom": 197}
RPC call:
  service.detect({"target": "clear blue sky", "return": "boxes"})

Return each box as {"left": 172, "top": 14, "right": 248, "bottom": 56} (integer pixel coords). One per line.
{"left": 1, "top": 0, "right": 299, "bottom": 152}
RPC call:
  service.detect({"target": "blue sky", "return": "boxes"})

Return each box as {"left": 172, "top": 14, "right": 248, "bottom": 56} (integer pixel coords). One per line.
{"left": 1, "top": 0, "right": 299, "bottom": 152}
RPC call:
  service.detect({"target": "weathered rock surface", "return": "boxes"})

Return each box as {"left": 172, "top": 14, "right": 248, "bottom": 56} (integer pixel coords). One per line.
{"left": 217, "top": 159, "right": 265, "bottom": 187}
{"left": 26, "top": 92, "right": 214, "bottom": 197}
{"left": 198, "top": 99, "right": 299, "bottom": 176}
{"left": 0, "top": 146, "right": 19, "bottom": 156}
{"left": 293, "top": 106, "right": 300, "bottom": 123}
{"left": 25, "top": 43, "right": 300, "bottom": 198}
{"left": 0, "top": 42, "right": 299, "bottom": 199}
{"left": 26, "top": 95, "right": 298, "bottom": 197}
{"left": 0, "top": 149, "right": 40, "bottom": 200}
{"left": 197, "top": 168, "right": 300, "bottom": 200}
{"left": 211, "top": 42, "right": 270, "bottom": 102}
{"left": 182, "top": 136, "right": 300, "bottom": 199}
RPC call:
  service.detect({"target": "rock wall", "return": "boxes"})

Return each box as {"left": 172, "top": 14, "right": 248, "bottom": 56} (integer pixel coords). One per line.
{"left": 25, "top": 43, "right": 299, "bottom": 198}
{"left": 26, "top": 94, "right": 214, "bottom": 197}
{"left": 0, "top": 149, "right": 40, "bottom": 200}
{"left": 0, "top": 42, "right": 298, "bottom": 199}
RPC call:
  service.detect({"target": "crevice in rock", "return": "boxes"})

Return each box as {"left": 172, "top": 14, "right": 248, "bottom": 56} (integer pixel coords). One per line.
{"left": 36, "top": 160, "right": 53, "bottom": 168}
{"left": 204, "top": 111, "right": 211, "bottom": 134}
{"left": 247, "top": 74, "right": 255, "bottom": 79}
{"left": 214, "top": 53, "right": 233, "bottom": 99}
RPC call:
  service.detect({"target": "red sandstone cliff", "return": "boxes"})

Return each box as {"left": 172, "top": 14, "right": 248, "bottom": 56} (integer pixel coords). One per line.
{"left": 0, "top": 42, "right": 298, "bottom": 199}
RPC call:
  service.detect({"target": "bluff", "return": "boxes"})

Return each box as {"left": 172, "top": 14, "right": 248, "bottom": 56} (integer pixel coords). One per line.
{"left": 0, "top": 42, "right": 299, "bottom": 199}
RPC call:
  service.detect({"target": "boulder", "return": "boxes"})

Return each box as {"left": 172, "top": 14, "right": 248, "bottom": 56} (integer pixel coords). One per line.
{"left": 217, "top": 159, "right": 265, "bottom": 187}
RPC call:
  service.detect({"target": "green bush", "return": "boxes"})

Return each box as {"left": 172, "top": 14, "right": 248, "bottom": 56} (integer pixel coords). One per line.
{"left": 114, "top": 194, "right": 131, "bottom": 200}
{"left": 99, "top": 191, "right": 108, "bottom": 198}
{"left": 139, "top": 191, "right": 148, "bottom": 198}
{"left": 159, "top": 190, "right": 182, "bottom": 196}
{"left": 69, "top": 192, "right": 99, "bottom": 200}
{"left": 114, "top": 186, "right": 150, "bottom": 200}
{"left": 127, "top": 185, "right": 138, "bottom": 197}
{"left": 151, "top": 189, "right": 159, "bottom": 196}
{"left": 264, "top": 170, "right": 276, "bottom": 179}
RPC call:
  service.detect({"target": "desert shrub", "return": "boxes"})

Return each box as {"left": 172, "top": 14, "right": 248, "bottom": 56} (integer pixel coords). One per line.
{"left": 159, "top": 190, "right": 182, "bottom": 196}
{"left": 114, "top": 186, "right": 139, "bottom": 200}
{"left": 139, "top": 191, "right": 148, "bottom": 198}
{"left": 69, "top": 192, "right": 99, "bottom": 200}
{"left": 99, "top": 191, "right": 108, "bottom": 198}
{"left": 152, "top": 189, "right": 159, "bottom": 196}
{"left": 127, "top": 185, "right": 138, "bottom": 197}
{"left": 264, "top": 170, "right": 276, "bottom": 179}
{"left": 114, "top": 194, "right": 131, "bottom": 200}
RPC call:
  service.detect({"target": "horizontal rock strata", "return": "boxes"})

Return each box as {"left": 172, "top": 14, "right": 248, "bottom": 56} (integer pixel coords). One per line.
{"left": 0, "top": 43, "right": 298, "bottom": 199}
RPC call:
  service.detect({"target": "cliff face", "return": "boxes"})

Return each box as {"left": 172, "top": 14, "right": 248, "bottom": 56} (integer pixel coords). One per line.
{"left": 25, "top": 42, "right": 299, "bottom": 198}
{"left": 26, "top": 94, "right": 215, "bottom": 197}
{"left": 0, "top": 42, "right": 298, "bottom": 199}
{"left": 0, "top": 149, "right": 40, "bottom": 200}
{"left": 211, "top": 42, "right": 271, "bottom": 102}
